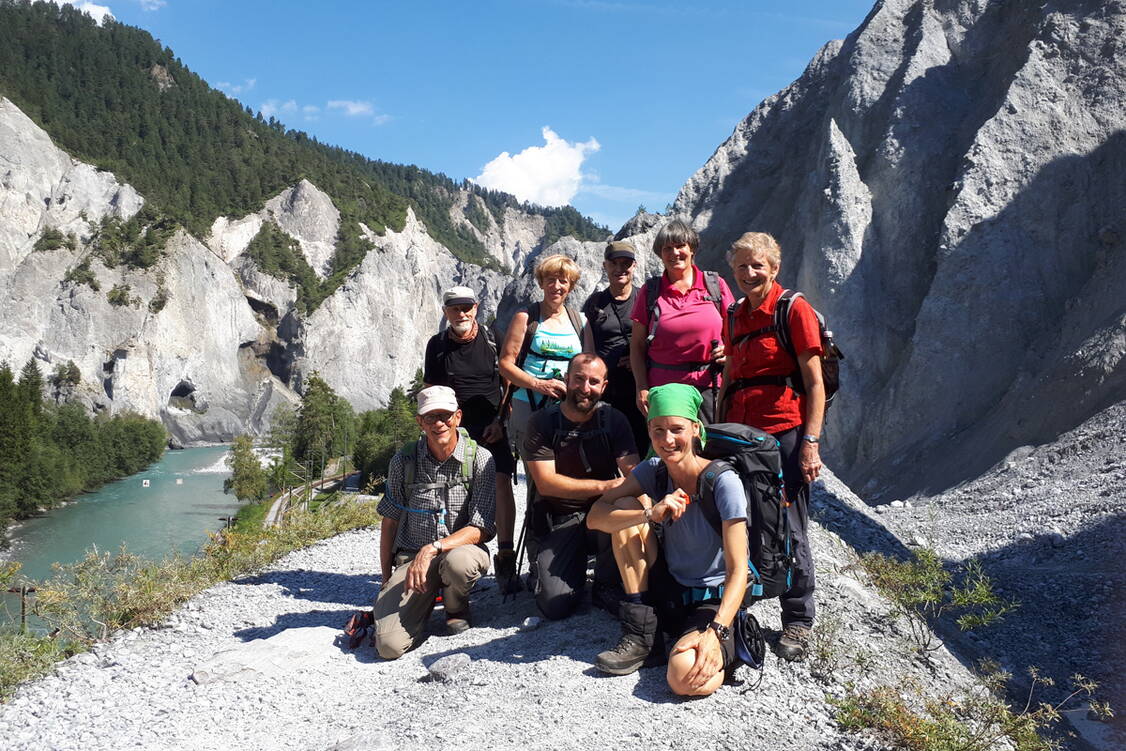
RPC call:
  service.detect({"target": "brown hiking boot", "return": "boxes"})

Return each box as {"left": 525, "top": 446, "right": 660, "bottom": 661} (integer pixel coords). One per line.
{"left": 776, "top": 624, "right": 810, "bottom": 662}
{"left": 445, "top": 610, "right": 471, "bottom": 635}
{"left": 493, "top": 549, "right": 523, "bottom": 595}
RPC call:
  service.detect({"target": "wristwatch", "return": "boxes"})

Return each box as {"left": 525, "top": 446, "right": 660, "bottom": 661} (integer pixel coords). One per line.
{"left": 707, "top": 621, "right": 730, "bottom": 641}
{"left": 802, "top": 435, "right": 820, "bottom": 444}
{"left": 431, "top": 540, "right": 444, "bottom": 554}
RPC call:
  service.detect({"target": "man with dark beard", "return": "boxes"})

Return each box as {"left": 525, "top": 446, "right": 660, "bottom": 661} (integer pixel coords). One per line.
{"left": 424, "top": 286, "right": 520, "bottom": 594}
{"left": 521, "top": 354, "right": 640, "bottom": 620}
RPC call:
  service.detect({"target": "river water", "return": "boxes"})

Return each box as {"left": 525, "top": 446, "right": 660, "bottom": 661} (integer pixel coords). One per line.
{"left": 2, "top": 445, "right": 239, "bottom": 583}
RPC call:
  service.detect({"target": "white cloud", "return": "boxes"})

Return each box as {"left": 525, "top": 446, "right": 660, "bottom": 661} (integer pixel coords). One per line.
{"left": 372, "top": 113, "right": 392, "bottom": 126}
{"left": 302, "top": 105, "right": 320, "bottom": 122}
{"left": 327, "top": 100, "right": 374, "bottom": 117}
{"left": 259, "top": 99, "right": 297, "bottom": 118}
{"left": 138, "top": 0, "right": 165, "bottom": 9}
{"left": 49, "top": 0, "right": 114, "bottom": 24}
{"left": 579, "top": 177, "right": 671, "bottom": 205}
{"left": 473, "top": 127, "right": 600, "bottom": 207}
{"left": 218, "top": 78, "right": 256, "bottom": 96}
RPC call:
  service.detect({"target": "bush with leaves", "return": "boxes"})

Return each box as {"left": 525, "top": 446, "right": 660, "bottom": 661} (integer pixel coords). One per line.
{"left": 63, "top": 258, "right": 99, "bottom": 290}
{"left": 834, "top": 662, "right": 1114, "bottom": 751}
{"left": 858, "top": 548, "right": 1018, "bottom": 653}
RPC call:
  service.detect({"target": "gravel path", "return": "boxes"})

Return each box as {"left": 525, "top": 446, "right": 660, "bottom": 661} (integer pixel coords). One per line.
{"left": 0, "top": 473, "right": 1004, "bottom": 751}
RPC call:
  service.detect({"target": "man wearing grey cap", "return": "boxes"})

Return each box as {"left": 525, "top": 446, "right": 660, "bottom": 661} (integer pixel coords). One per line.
{"left": 582, "top": 241, "right": 648, "bottom": 453}
{"left": 373, "top": 385, "right": 496, "bottom": 659}
{"left": 424, "top": 286, "right": 520, "bottom": 595}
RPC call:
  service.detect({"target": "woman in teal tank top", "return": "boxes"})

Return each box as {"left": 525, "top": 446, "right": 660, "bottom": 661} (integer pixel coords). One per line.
{"left": 499, "top": 254, "right": 587, "bottom": 468}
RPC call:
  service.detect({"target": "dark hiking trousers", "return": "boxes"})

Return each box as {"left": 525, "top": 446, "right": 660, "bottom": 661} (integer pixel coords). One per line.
{"left": 774, "top": 426, "right": 816, "bottom": 629}
{"left": 530, "top": 508, "right": 619, "bottom": 621}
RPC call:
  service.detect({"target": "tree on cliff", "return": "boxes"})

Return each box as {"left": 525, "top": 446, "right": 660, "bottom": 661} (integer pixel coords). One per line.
{"left": 224, "top": 434, "right": 268, "bottom": 502}
{"left": 293, "top": 373, "right": 354, "bottom": 479}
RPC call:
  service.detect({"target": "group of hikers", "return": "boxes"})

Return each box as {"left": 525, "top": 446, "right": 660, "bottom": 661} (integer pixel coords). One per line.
{"left": 367, "top": 220, "right": 831, "bottom": 697}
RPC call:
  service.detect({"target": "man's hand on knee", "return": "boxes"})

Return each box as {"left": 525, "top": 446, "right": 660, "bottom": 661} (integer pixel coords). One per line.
{"left": 405, "top": 547, "right": 437, "bottom": 593}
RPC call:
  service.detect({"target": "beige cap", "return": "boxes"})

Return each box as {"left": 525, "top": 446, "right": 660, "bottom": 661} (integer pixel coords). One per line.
{"left": 416, "top": 385, "right": 459, "bottom": 415}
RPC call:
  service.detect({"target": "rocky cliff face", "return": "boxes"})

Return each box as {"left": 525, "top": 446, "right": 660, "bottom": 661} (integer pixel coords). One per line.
{"left": 673, "top": 0, "right": 1126, "bottom": 497}
{"left": 0, "top": 95, "right": 622, "bottom": 435}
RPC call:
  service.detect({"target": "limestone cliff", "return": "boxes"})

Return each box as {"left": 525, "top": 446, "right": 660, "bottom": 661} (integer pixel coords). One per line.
{"left": 672, "top": 0, "right": 1126, "bottom": 497}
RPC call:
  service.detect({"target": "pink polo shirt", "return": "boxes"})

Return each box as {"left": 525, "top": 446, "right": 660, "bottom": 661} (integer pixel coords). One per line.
{"left": 631, "top": 266, "right": 736, "bottom": 389}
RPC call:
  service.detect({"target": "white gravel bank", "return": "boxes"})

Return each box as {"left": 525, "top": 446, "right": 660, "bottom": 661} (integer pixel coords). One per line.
{"left": 0, "top": 472, "right": 984, "bottom": 751}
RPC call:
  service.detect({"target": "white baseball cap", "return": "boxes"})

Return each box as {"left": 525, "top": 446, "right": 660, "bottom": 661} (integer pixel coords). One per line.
{"left": 416, "top": 385, "right": 459, "bottom": 415}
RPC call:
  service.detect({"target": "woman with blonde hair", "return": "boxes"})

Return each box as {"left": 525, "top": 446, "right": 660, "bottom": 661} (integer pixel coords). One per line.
{"left": 721, "top": 231, "right": 824, "bottom": 662}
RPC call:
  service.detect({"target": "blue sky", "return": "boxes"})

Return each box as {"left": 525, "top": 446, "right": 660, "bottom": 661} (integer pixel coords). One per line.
{"left": 63, "top": 0, "right": 873, "bottom": 231}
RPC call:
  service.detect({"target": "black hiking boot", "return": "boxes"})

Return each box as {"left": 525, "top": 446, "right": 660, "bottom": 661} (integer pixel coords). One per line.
{"left": 493, "top": 549, "right": 522, "bottom": 595}
{"left": 776, "top": 624, "right": 810, "bottom": 662}
{"left": 595, "top": 601, "right": 662, "bottom": 675}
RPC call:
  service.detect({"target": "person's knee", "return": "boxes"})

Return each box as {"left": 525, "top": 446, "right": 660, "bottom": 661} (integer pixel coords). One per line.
{"left": 439, "top": 546, "right": 488, "bottom": 585}
{"left": 374, "top": 631, "right": 411, "bottom": 660}
{"left": 666, "top": 647, "right": 720, "bottom": 696}
{"left": 536, "top": 587, "right": 579, "bottom": 621}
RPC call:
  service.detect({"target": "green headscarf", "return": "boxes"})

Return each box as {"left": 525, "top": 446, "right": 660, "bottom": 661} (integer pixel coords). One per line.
{"left": 646, "top": 383, "right": 706, "bottom": 445}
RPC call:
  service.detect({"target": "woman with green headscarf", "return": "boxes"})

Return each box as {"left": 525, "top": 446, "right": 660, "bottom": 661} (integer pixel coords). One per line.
{"left": 587, "top": 383, "right": 748, "bottom": 696}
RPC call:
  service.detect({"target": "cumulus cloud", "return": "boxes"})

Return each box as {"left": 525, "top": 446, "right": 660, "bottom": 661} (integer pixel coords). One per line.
{"left": 259, "top": 99, "right": 297, "bottom": 118}
{"left": 218, "top": 78, "right": 256, "bottom": 96}
{"left": 49, "top": 0, "right": 114, "bottom": 24}
{"left": 327, "top": 100, "right": 374, "bottom": 117}
{"left": 473, "top": 127, "right": 600, "bottom": 207}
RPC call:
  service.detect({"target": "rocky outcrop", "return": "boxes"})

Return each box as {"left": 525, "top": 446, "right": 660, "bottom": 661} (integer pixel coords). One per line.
{"left": 671, "top": 0, "right": 1126, "bottom": 497}
{"left": 0, "top": 97, "right": 143, "bottom": 275}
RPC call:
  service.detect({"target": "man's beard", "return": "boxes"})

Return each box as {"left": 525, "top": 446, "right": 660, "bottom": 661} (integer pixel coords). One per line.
{"left": 449, "top": 320, "right": 473, "bottom": 336}
{"left": 566, "top": 391, "right": 598, "bottom": 416}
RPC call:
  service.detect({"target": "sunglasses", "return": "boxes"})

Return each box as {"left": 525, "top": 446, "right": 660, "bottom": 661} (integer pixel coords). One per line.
{"left": 446, "top": 304, "right": 475, "bottom": 314}
{"left": 420, "top": 411, "right": 458, "bottom": 425}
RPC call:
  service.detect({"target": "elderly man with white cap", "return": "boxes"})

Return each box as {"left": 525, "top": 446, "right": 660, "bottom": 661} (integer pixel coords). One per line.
{"left": 372, "top": 385, "right": 496, "bottom": 660}
{"left": 424, "top": 285, "right": 521, "bottom": 595}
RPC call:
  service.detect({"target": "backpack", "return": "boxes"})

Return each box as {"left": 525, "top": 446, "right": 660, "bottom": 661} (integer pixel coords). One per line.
{"left": 432, "top": 324, "right": 501, "bottom": 400}
{"left": 655, "top": 422, "right": 793, "bottom": 601}
{"left": 393, "top": 427, "right": 479, "bottom": 537}
{"left": 644, "top": 271, "right": 725, "bottom": 371}
{"left": 725, "top": 289, "right": 844, "bottom": 410}
{"left": 548, "top": 402, "right": 615, "bottom": 478}
{"left": 499, "top": 301, "right": 584, "bottom": 413}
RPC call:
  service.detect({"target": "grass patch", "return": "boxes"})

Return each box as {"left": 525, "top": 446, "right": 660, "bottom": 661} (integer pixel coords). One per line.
{"left": 232, "top": 497, "right": 271, "bottom": 532}
{"left": 0, "top": 500, "right": 379, "bottom": 700}
{"left": 834, "top": 664, "right": 1113, "bottom": 751}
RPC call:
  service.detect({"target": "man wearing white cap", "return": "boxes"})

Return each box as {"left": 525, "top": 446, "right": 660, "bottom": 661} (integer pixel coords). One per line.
{"left": 373, "top": 385, "right": 496, "bottom": 659}
{"left": 424, "top": 285, "right": 520, "bottom": 595}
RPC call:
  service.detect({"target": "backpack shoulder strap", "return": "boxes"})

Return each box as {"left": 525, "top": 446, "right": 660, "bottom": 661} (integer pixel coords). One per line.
{"left": 459, "top": 427, "right": 478, "bottom": 491}
{"left": 702, "top": 271, "right": 725, "bottom": 318}
{"left": 644, "top": 276, "right": 662, "bottom": 343}
{"left": 482, "top": 324, "right": 498, "bottom": 361}
{"left": 516, "top": 302, "right": 541, "bottom": 370}
{"left": 400, "top": 439, "right": 420, "bottom": 488}
{"left": 564, "top": 305, "right": 584, "bottom": 338}
{"left": 696, "top": 459, "right": 734, "bottom": 538}
{"left": 774, "top": 289, "right": 798, "bottom": 360}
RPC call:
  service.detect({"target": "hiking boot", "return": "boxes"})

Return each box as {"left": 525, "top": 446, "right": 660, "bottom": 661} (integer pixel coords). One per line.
{"left": 445, "top": 610, "right": 471, "bottom": 635}
{"left": 776, "top": 624, "right": 810, "bottom": 662}
{"left": 595, "top": 601, "right": 662, "bottom": 675}
{"left": 493, "top": 549, "right": 523, "bottom": 595}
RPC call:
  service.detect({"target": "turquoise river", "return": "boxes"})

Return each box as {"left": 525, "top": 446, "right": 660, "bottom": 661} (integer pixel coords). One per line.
{"left": 2, "top": 445, "right": 238, "bottom": 583}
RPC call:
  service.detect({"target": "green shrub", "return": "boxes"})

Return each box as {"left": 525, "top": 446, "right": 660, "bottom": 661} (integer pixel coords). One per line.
{"left": 63, "top": 258, "right": 99, "bottom": 291}
{"left": 33, "top": 228, "right": 65, "bottom": 251}
{"left": 859, "top": 549, "right": 1018, "bottom": 652}
{"left": 106, "top": 284, "right": 132, "bottom": 307}
{"left": 834, "top": 664, "right": 1113, "bottom": 751}
{"left": 148, "top": 286, "right": 168, "bottom": 313}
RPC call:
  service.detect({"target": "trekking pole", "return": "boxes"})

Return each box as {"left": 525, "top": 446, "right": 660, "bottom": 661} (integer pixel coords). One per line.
{"left": 509, "top": 515, "right": 529, "bottom": 604}
{"left": 709, "top": 339, "right": 721, "bottom": 421}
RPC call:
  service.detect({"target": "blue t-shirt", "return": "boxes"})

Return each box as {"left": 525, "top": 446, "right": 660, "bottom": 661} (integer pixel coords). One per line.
{"left": 631, "top": 457, "right": 746, "bottom": 587}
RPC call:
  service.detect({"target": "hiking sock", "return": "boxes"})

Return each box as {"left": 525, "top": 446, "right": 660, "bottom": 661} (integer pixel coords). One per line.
{"left": 624, "top": 592, "right": 643, "bottom": 604}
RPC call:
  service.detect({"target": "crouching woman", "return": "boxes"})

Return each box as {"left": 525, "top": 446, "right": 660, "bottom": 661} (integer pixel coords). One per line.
{"left": 587, "top": 383, "right": 747, "bottom": 696}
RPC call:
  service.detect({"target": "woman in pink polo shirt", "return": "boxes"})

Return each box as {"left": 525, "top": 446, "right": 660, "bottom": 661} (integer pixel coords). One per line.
{"left": 629, "top": 220, "right": 735, "bottom": 423}
{"left": 720, "top": 231, "right": 824, "bottom": 664}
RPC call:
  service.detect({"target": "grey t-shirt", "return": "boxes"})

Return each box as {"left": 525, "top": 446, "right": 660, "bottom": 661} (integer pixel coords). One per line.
{"left": 632, "top": 457, "right": 746, "bottom": 587}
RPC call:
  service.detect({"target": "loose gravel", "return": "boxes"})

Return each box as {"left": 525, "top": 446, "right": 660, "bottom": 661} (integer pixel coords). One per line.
{"left": 0, "top": 471, "right": 1058, "bottom": 751}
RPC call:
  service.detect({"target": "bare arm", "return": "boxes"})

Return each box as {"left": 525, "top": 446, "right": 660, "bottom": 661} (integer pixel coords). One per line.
{"left": 499, "top": 309, "right": 564, "bottom": 400}
{"left": 379, "top": 516, "right": 399, "bottom": 587}
{"left": 526, "top": 458, "right": 627, "bottom": 500}
{"left": 587, "top": 473, "right": 648, "bottom": 532}
{"left": 616, "top": 453, "right": 641, "bottom": 476}
{"left": 797, "top": 351, "right": 825, "bottom": 483}
{"left": 630, "top": 321, "right": 650, "bottom": 416}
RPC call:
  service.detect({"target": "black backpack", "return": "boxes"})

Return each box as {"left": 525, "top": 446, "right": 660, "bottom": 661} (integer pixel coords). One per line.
{"left": 725, "top": 289, "right": 844, "bottom": 410}
{"left": 694, "top": 422, "right": 793, "bottom": 601}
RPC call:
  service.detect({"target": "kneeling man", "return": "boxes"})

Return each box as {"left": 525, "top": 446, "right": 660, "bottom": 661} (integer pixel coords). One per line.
{"left": 373, "top": 386, "right": 496, "bottom": 660}
{"left": 522, "top": 354, "right": 640, "bottom": 620}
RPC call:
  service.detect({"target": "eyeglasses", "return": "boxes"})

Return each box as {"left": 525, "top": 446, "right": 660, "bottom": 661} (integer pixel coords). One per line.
{"left": 446, "top": 304, "right": 475, "bottom": 314}
{"left": 420, "top": 411, "right": 457, "bottom": 425}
